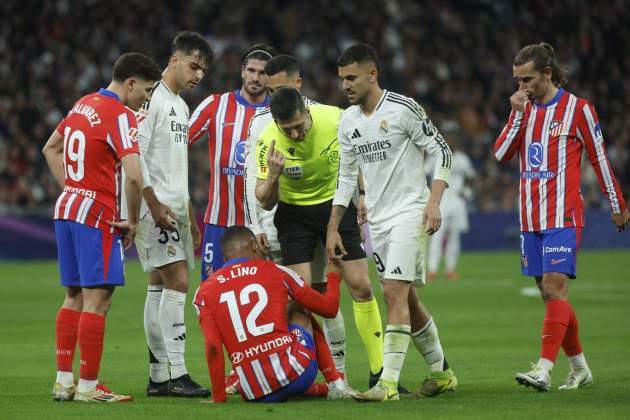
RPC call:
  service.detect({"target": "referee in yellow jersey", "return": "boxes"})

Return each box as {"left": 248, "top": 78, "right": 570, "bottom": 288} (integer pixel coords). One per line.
{"left": 255, "top": 87, "right": 391, "bottom": 390}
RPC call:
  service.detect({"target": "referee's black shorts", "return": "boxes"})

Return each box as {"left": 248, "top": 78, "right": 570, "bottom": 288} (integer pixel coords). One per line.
{"left": 274, "top": 199, "right": 365, "bottom": 266}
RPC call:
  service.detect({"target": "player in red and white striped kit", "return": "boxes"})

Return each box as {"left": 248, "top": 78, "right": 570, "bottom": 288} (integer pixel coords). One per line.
{"left": 194, "top": 226, "right": 354, "bottom": 402}
{"left": 189, "top": 44, "right": 275, "bottom": 279}
{"left": 494, "top": 42, "right": 629, "bottom": 392}
{"left": 43, "top": 53, "right": 162, "bottom": 402}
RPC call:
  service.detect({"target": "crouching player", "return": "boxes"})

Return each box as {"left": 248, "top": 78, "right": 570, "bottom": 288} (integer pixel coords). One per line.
{"left": 194, "top": 226, "right": 354, "bottom": 402}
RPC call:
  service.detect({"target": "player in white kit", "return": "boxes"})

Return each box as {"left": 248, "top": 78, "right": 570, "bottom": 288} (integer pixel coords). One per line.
{"left": 133, "top": 32, "right": 213, "bottom": 397}
{"left": 327, "top": 44, "right": 458, "bottom": 401}
{"left": 427, "top": 135, "right": 474, "bottom": 280}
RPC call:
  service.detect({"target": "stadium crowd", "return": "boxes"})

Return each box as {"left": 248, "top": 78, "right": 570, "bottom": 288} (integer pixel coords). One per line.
{"left": 1, "top": 0, "right": 628, "bottom": 212}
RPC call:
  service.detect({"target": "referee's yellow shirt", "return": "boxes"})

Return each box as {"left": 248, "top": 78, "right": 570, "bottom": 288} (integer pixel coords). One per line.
{"left": 256, "top": 104, "right": 341, "bottom": 206}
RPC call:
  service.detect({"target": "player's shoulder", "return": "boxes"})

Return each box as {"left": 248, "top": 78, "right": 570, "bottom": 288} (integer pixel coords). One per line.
{"left": 310, "top": 104, "right": 342, "bottom": 126}
{"left": 250, "top": 107, "right": 272, "bottom": 128}
{"left": 272, "top": 263, "right": 305, "bottom": 285}
{"left": 383, "top": 90, "right": 427, "bottom": 118}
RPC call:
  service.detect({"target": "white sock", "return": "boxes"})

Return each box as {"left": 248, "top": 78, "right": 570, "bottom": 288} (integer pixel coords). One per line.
{"left": 568, "top": 353, "right": 588, "bottom": 370}
{"left": 537, "top": 357, "right": 554, "bottom": 372}
{"left": 381, "top": 324, "right": 411, "bottom": 384}
{"left": 77, "top": 378, "right": 98, "bottom": 393}
{"left": 145, "top": 285, "right": 169, "bottom": 383}
{"left": 411, "top": 317, "right": 446, "bottom": 372}
{"left": 323, "top": 310, "right": 346, "bottom": 373}
{"left": 160, "top": 288, "right": 188, "bottom": 379}
{"left": 56, "top": 371, "right": 74, "bottom": 387}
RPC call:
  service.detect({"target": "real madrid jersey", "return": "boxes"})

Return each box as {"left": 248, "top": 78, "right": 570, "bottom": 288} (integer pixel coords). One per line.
{"left": 136, "top": 81, "right": 191, "bottom": 218}
{"left": 333, "top": 90, "right": 452, "bottom": 228}
{"left": 256, "top": 104, "right": 342, "bottom": 206}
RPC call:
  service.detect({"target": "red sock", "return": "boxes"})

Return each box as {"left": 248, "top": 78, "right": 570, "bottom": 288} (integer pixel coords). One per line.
{"left": 561, "top": 305, "right": 583, "bottom": 356}
{"left": 540, "top": 300, "right": 571, "bottom": 362}
{"left": 55, "top": 308, "right": 81, "bottom": 372}
{"left": 78, "top": 312, "right": 105, "bottom": 381}
{"left": 311, "top": 318, "right": 340, "bottom": 383}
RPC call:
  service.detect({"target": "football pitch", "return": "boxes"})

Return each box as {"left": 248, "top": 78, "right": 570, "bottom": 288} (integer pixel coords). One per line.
{"left": 1, "top": 250, "right": 629, "bottom": 419}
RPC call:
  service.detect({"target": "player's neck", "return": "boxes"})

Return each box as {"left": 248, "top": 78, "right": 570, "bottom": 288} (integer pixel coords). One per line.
{"left": 360, "top": 87, "right": 384, "bottom": 117}
{"left": 163, "top": 71, "right": 182, "bottom": 95}
{"left": 537, "top": 84, "right": 559, "bottom": 105}
{"left": 105, "top": 82, "right": 126, "bottom": 103}
{"left": 239, "top": 88, "right": 266, "bottom": 105}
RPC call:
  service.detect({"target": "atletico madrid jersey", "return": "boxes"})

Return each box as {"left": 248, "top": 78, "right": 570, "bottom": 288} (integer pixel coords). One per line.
{"left": 53, "top": 89, "right": 140, "bottom": 233}
{"left": 494, "top": 88, "right": 626, "bottom": 232}
{"left": 194, "top": 258, "right": 316, "bottom": 401}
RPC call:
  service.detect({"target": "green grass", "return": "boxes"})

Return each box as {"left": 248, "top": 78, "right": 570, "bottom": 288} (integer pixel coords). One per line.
{"left": 1, "top": 251, "right": 629, "bottom": 419}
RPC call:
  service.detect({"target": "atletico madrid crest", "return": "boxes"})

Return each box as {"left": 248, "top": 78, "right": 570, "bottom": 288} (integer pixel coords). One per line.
{"left": 549, "top": 120, "right": 563, "bottom": 137}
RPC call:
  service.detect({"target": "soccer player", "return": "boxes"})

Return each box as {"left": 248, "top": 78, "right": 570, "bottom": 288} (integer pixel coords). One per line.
{"left": 42, "top": 53, "right": 162, "bottom": 402}
{"left": 427, "top": 135, "right": 475, "bottom": 280}
{"left": 189, "top": 44, "right": 275, "bottom": 279}
{"left": 494, "top": 42, "right": 629, "bottom": 391}
{"left": 255, "top": 88, "right": 386, "bottom": 388}
{"left": 194, "top": 226, "right": 352, "bottom": 402}
{"left": 245, "top": 55, "right": 349, "bottom": 374}
{"left": 327, "top": 44, "right": 458, "bottom": 401}
{"left": 133, "top": 32, "right": 213, "bottom": 397}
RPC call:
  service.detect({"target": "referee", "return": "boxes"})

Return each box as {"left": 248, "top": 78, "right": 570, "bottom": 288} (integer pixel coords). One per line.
{"left": 254, "top": 87, "right": 389, "bottom": 390}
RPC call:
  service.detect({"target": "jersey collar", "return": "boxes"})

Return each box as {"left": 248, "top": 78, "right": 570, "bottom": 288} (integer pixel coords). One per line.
{"left": 535, "top": 88, "right": 564, "bottom": 108}
{"left": 234, "top": 90, "right": 270, "bottom": 108}
{"left": 222, "top": 257, "right": 251, "bottom": 268}
{"left": 97, "top": 88, "right": 121, "bottom": 102}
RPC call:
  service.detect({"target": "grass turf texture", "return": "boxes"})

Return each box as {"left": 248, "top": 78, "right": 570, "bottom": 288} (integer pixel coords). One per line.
{"left": 1, "top": 250, "right": 629, "bottom": 419}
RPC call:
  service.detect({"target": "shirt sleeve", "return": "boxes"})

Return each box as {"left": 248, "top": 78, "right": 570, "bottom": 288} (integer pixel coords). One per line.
{"left": 576, "top": 101, "right": 627, "bottom": 213}
{"left": 332, "top": 113, "right": 359, "bottom": 208}
{"left": 400, "top": 100, "right": 452, "bottom": 184}
{"left": 276, "top": 265, "right": 341, "bottom": 318}
{"left": 494, "top": 107, "right": 529, "bottom": 164}
{"left": 108, "top": 110, "right": 140, "bottom": 159}
{"left": 255, "top": 134, "right": 270, "bottom": 180}
{"left": 197, "top": 300, "right": 227, "bottom": 403}
{"left": 245, "top": 115, "right": 267, "bottom": 234}
{"left": 188, "top": 94, "right": 217, "bottom": 146}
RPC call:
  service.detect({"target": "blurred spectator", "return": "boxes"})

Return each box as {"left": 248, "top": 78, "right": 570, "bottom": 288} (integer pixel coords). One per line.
{"left": 1, "top": 0, "right": 628, "bottom": 213}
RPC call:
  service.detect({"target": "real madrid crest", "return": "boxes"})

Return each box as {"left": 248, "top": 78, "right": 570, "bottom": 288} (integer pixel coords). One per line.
{"left": 167, "top": 244, "right": 176, "bottom": 257}
{"left": 379, "top": 119, "right": 388, "bottom": 135}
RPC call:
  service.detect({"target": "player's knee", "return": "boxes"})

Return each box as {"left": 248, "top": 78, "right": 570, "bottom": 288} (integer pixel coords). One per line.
{"left": 347, "top": 282, "right": 373, "bottom": 302}
{"left": 382, "top": 282, "right": 408, "bottom": 307}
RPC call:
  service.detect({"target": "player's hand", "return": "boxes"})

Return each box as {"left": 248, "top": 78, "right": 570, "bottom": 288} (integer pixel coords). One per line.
{"left": 326, "top": 227, "right": 347, "bottom": 263}
{"left": 267, "top": 139, "right": 285, "bottom": 179}
{"left": 190, "top": 219, "right": 202, "bottom": 249}
{"left": 423, "top": 201, "right": 442, "bottom": 235}
{"left": 357, "top": 194, "right": 368, "bottom": 225}
{"left": 256, "top": 233, "right": 271, "bottom": 257}
{"left": 510, "top": 90, "right": 529, "bottom": 113}
{"left": 612, "top": 209, "right": 630, "bottom": 232}
{"left": 326, "top": 257, "right": 343, "bottom": 274}
{"left": 149, "top": 200, "right": 177, "bottom": 232}
{"left": 108, "top": 220, "right": 137, "bottom": 249}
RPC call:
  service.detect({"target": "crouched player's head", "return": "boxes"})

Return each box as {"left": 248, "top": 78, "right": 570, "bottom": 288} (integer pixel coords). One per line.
{"left": 220, "top": 226, "right": 259, "bottom": 261}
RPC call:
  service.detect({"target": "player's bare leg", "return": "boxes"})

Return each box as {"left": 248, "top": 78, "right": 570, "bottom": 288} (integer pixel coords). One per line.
{"left": 517, "top": 273, "right": 591, "bottom": 391}
{"left": 155, "top": 260, "right": 209, "bottom": 397}
{"left": 53, "top": 287, "right": 83, "bottom": 401}
{"left": 408, "top": 287, "right": 457, "bottom": 396}
{"left": 355, "top": 280, "right": 410, "bottom": 402}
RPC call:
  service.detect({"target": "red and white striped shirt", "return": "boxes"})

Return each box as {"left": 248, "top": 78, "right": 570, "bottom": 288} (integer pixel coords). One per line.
{"left": 495, "top": 88, "right": 626, "bottom": 232}
{"left": 195, "top": 259, "right": 340, "bottom": 402}
{"left": 53, "top": 89, "right": 139, "bottom": 234}
{"left": 189, "top": 91, "right": 269, "bottom": 226}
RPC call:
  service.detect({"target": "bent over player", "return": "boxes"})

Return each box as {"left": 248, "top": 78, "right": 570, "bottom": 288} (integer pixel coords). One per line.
{"left": 495, "top": 42, "right": 629, "bottom": 391}
{"left": 327, "top": 44, "right": 458, "bottom": 401}
{"left": 43, "top": 53, "right": 161, "bottom": 402}
{"left": 194, "top": 226, "right": 352, "bottom": 402}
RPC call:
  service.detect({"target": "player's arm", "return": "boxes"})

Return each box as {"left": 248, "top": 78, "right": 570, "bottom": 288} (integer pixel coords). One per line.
{"left": 119, "top": 153, "right": 142, "bottom": 248}
{"left": 198, "top": 309, "right": 227, "bottom": 403}
{"left": 278, "top": 264, "right": 342, "bottom": 318}
{"left": 188, "top": 95, "right": 216, "bottom": 146}
{"left": 255, "top": 139, "right": 283, "bottom": 211}
{"left": 245, "top": 118, "right": 270, "bottom": 255}
{"left": 576, "top": 101, "right": 629, "bottom": 231}
{"left": 494, "top": 91, "right": 529, "bottom": 163}
{"left": 327, "top": 120, "right": 358, "bottom": 261}
{"left": 42, "top": 129, "right": 65, "bottom": 188}
{"left": 403, "top": 100, "right": 452, "bottom": 235}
